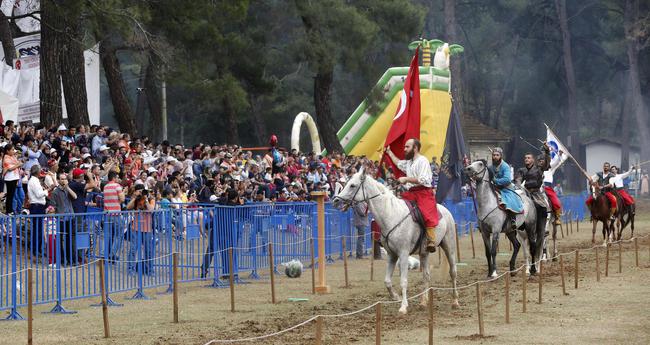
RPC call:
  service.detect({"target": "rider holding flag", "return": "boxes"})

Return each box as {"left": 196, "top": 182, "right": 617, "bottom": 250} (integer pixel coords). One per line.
{"left": 385, "top": 138, "right": 438, "bottom": 252}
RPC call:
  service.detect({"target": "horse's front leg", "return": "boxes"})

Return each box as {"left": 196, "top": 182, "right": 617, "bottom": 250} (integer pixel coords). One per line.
{"left": 552, "top": 221, "right": 558, "bottom": 261}
{"left": 506, "top": 231, "right": 520, "bottom": 275}
{"left": 592, "top": 219, "right": 597, "bottom": 244}
{"left": 385, "top": 255, "right": 399, "bottom": 301}
{"left": 398, "top": 252, "right": 410, "bottom": 314}
{"left": 419, "top": 253, "right": 430, "bottom": 307}
{"left": 490, "top": 231, "right": 500, "bottom": 278}
{"left": 480, "top": 229, "right": 493, "bottom": 277}
{"left": 517, "top": 230, "right": 531, "bottom": 276}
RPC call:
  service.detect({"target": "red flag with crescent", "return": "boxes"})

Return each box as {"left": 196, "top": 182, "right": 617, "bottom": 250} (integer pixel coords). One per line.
{"left": 380, "top": 48, "right": 421, "bottom": 178}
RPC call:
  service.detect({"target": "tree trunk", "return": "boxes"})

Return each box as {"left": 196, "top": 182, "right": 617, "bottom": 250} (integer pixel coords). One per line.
{"left": 39, "top": 0, "right": 64, "bottom": 128}
{"left": 444, "top": 0, "right": 463, "bottom": 114}
{"left": 144, "top": 59, "right": 162, "bottom": 142}
{"left": 624, "top": 0, "right": 650, "bottom": 163}
{"left": 60, "top": 1, "right": 90, "bottom": 127}
{"left": 620, "top": 90, "right": 630, "bottom": 170}
{"left": 0, "top": 10, "right": 14, "bottom": 67}
{"left": 134, "top": 66, "right": 147, "bottom": 135}
{"left": 313, "top": 68, "right": 343, "bottom": 153}
{"left": 100, "top": 43, "right": 137, "bottom": 135}
{"left": 223, "top": 97, "right": 239, "bottom": 145}
{"left": 554, "top": 0, "right": 582, "bottom": 191}
{"left": 249, "top": 94, "right": 268, "bottom": 146}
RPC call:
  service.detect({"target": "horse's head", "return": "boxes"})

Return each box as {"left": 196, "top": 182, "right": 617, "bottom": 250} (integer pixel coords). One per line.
{"left": 464, "top": 160, "right": 489, "bottom": 183}
{"left": 332, "top": 167, "right": 369, "bottom": 211}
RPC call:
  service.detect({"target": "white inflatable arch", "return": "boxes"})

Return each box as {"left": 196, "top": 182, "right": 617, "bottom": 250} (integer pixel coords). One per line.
{"left": 291, "top": 112, "right": 322, "bottom": 154}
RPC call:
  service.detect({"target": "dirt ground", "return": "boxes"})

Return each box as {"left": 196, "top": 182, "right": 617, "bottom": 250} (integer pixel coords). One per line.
{"left": 2, "top": 201, "right": 650, "bottom": 345}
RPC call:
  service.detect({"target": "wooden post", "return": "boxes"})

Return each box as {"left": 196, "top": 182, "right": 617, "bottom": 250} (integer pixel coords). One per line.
{"left": 538, "top": 260, "right": 543, "bottom": 304}
{"left": 476, "top": 283, "right": 485, "bottom": 336}
{"left": 522, "top": 273, "right": 527, "bottom": 313}
{"left": 470, "top": 222, "right": 476, "bottom": 259}
{"left": 438, "top": 247, "right": 442, "bottom": 266}
{"left": 370, "top": 243, "right": 375, "bottom": 281}
{"left": 574, "top": 250, "right": 579, "bottom": 289}
{"left": 269, "top": 243, "right": 276, "bottom": 303}
{"left": 173, "top": 252, "right": 179, "bottom": 323}
{"left": 310, "top": 238, "right": 316, "bottom": 294}
{"left": 98, "top": 259, "right": 110, "bottom": 338}
{"left": 560, "top": 255, "right": 568, "bottom": 296}
{"left": 605, "top": 244, "right": 610, "bottom": 277}
{"left": 455, "top": 224, "right": 461, "bottom": 263}
{"left": 428, "top": 289, "right": 434, "bottom": 345}
{"left": 595, "top": 246, "right": 600, "bottom": 282}
{"left": 229, "top": 248, "right": 235, "bottom": 312}
{"left": 576, "top": 219, "right": 579, "bottom": 233}
{"left": 505, "top": 274, "right": 510, "bottom": 323}
{"left": 635, "top": 238, "right": 639, "bottom": 267}
{"left": 28, "top": 268, "right": 33, "bottom": 345}
{"left": 570, "top": 217, "right": 573, "bottom": 234}
{"left": 560, "top": 223, "right": 564, "bottom": 239}
{"left": 342, "top": 238, "right": 349, "bottom": 288}
{"left": 375, "top": 303, "right": 382, "bottom": 345}
{"left": 311, "top": 191, "right": 331, "bottom": 293}
{"left": 315, "top": 316, "right": 323, "bottom": 345}
{"left": 618, "top": 241, "right": 622, "bottom": 274}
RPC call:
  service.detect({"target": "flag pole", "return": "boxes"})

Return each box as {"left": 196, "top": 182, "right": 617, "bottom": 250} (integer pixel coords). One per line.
{"left": 544, "top": 123, "right": 592, "bottom": 181}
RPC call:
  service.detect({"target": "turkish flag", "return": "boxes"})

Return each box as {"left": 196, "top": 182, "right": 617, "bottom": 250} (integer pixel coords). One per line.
{"left": 381, "top": 48, "right": 421, "bottom": 178}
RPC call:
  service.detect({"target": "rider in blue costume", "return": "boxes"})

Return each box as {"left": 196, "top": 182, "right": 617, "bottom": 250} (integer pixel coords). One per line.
{"left": 488, "top": 147, "right": 523, "bottom": 230}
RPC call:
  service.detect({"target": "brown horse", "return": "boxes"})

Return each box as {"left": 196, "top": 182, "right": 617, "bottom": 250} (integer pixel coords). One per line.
{"left": 613, "top": 191, "right": 635, "bottom": 240}
{"left": 589, "top": 191, "right": 616, "bottom": 245}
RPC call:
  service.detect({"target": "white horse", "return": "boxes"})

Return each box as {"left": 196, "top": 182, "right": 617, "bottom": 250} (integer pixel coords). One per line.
{"left": 333, "top": 169, "right": 459, "bottom": 314}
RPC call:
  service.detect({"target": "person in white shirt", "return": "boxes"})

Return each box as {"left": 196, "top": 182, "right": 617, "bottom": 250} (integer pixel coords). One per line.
{"left": 28, "top": 165, "right": 50, "bottom": 258}
{"left": 385, "top": 138, "right": 437, "bottom": 252}
{"left": 543, "top": 150, "right": 564, "bottom": 225}
{"left": 604, "top": 165, "right": 636, "bottom": 209}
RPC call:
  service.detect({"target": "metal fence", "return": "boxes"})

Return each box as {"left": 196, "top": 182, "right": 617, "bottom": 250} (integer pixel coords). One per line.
{"left": 0, "top": 194, "right": 587, "bottom": 319}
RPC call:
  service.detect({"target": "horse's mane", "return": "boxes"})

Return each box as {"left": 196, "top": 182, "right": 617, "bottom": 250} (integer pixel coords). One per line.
{"left": 364, "top": 174, "right": 392, "bottom": 195}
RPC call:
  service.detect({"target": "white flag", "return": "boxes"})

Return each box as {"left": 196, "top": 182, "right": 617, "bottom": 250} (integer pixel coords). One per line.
{"left": 545, "top": 124, "right": 569, "bottom": 168}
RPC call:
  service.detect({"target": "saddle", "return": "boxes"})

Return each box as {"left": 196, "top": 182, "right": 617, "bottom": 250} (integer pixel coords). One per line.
{"left": 405, "top": 201, "right": 442, "bottom": 255}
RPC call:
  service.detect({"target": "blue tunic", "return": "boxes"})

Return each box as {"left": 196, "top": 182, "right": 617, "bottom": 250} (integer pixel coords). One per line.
{"left": 490, "top": 161, "right": 524, "bottom": 213}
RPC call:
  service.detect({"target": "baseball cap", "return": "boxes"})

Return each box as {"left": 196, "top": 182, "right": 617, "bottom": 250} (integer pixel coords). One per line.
{"left": 72, "top": 168, "right": 85, "bottom": 179}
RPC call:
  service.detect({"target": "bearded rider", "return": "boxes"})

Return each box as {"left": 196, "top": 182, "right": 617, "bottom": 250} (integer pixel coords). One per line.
{"left": 515, "top": 144, "right": 551, "bottom": 241}
{"left": 488, "top": 147, "right": 523, "bottom": 230}
{"left": 586, "top": 162, "right": 617, "bottom": 219}
{"left": 603, "top": 165, "right": 636, "bottom": 211}
{"left": 385, "top": 138, "right": 437, "bottom": 252}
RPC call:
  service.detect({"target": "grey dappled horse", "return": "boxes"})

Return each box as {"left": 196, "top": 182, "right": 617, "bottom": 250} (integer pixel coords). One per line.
{"left": 332, "top": 169, "right": 459, "bottom": 314}
{"left": 465, "top": 160, "right": 537, "bottom": 277}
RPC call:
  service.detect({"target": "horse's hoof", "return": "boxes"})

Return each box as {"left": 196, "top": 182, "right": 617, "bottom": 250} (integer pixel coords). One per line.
{"left": 398, "top": 306, "right": 408, "bottom": 314}
{"left": 490, "top": 272, "right": 498, "bottom": 279}
{"left": 451, "top": 300, "right": 460, "bottom": 309}
{"left": 392, "top": 294, "right": 401, "bottom": 301}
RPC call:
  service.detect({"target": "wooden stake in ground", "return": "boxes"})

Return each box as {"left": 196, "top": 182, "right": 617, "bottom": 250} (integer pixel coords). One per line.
{"left": 560, "top": 222, "right": 564, "bottom": 239}
{"left": 370, "top": 243, "right": 375, "bottom": 281}
{"left": 28, "top": 267, "right": 33, "bottom": 345}
{"left": 98, "top": 259, "right": 110, "bottom": 338}
{"left": 618, "top": 241, "right": 622, "bottom": 274}
{"left": 576, "top": 219, "right": 579, "bottom": 233}
{"left": 570, "top": 216, "right": 573, "bottom": 234}
{"left": 538, "top": 260, "right": 543, "bottom": 304}
{"left": 375, "top": 303, "right": 382, "bottom": 345}
{"left": 315, "top": 316, "right": 323, "bottom": 345}
{"left": 635, "top": 237, "right": 639, "bottom": 267}
{"left": 476, "top": 283, "right": 485, "bottom": 336}
{"left": 269, "top": 243, "right": 276, "bottom": 304}
{"left": 595, "top": 246, "right": 600, "bottom": 282}
{"left": 229, "top": 248, "right": 235, "bottom": 312}
{"left": 342, "top": 238, "right": 349, "bottom": 288}
{"left": 470, "top": 222, "right": 476, "bottom": 259}
{"left": 522, "top": 273, "right": 527, "bottom": 313}
{"left": 505, "top": 274, "right": 510, "bottom": 323}
{"left": 574, "top": 250, "right": 579, "bottom": 289}
{"left": 428, "top": 289, "right": 434, "bottom": 345}
{"left": 173, "top": 252, "right": 179, "bottom": 323}
{"left": 606, "top": 244, "right": 610, "bottom": 277}
{"left": 310, "top": 238, "right": 316, "bottom": 294}
{"left": 455, "top": 224, "right": 461, "bottom": 262}
{"left": 438, "top": 247, "right": 442, "bottom": 266}
{"left": 559, "top": 255, "right": 567, "bottom": 296}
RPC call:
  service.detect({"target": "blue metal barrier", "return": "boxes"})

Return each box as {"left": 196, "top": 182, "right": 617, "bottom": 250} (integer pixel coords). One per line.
{"left": 0, "top": 193, "right": 587, "bottom": 317}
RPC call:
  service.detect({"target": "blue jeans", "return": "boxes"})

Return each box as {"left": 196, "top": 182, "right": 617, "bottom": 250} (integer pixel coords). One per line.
{"left": 355, "top": 225, "right": 365, "bottom": 258}
{"left": 29, "top": 203, "right": 46, "bottom": 257}
{"left": 128, "top": 231, "right": 154, "bottom": 274}
{"left": 104, "top": 215, "right": 124, "bottom": 260}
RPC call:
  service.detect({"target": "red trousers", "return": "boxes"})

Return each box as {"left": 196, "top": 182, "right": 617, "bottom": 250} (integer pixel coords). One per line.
{"left": 544, "top": 186, "right": 562, "bottom": 211}
{"left": 586, "top": 192, "right": 617, "bottom": 209}
{"left": 402, "top": 186, "right": 439, "bottom": 228}
{"left": 617, "top": 189, "right": 635, "bottom": 206}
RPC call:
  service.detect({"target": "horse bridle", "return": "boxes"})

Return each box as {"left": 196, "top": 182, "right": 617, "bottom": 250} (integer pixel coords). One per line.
{"left": 335, "top": 173, "right": 383, "bottom": 209}
{"left": 467, "top": 164, "right": 502, "bottom": 224}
